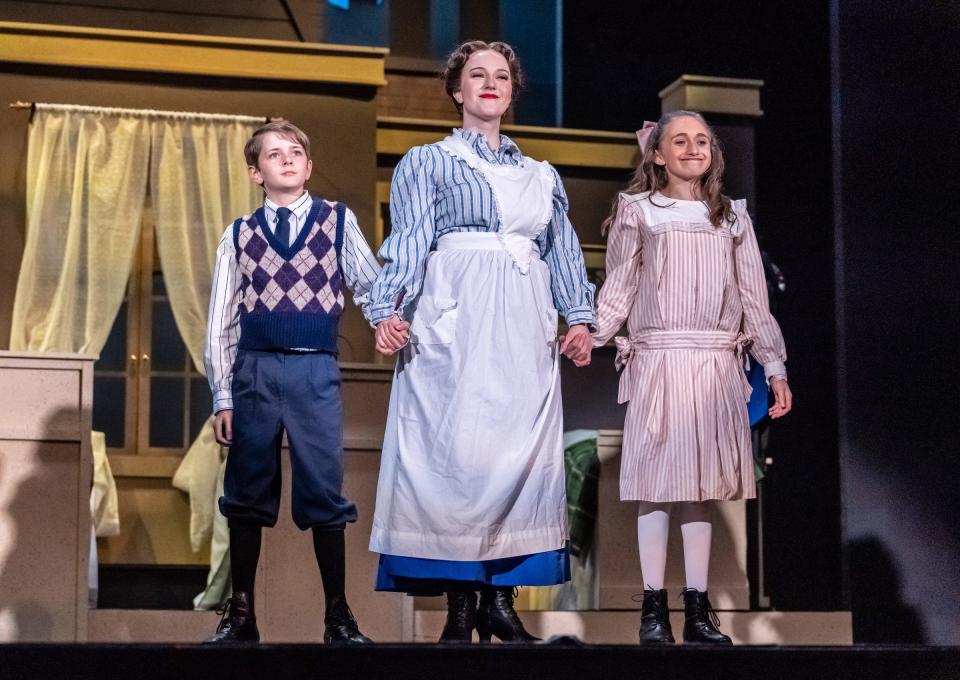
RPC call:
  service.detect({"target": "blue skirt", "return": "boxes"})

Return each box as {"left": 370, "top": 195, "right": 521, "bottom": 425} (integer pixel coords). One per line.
{"left": 375, "top": 547, "right": 570, "bottom": 594}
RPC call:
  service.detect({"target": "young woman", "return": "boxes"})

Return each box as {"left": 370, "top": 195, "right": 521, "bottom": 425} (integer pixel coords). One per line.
{"left": 367, "top": 40, "right": 595, "bottom": 643}
{"left": 592, "top": 112, "right": 793, "bottom": 645}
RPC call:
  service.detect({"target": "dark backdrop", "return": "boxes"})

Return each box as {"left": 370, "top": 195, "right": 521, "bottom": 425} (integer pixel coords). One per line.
{"left": 832, "top": 0, "right": 960, "bottom": 645}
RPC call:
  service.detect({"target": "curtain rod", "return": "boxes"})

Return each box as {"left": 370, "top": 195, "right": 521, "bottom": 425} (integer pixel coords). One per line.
{"left": 9, "top": 101, "right": 273, "bottom": 124}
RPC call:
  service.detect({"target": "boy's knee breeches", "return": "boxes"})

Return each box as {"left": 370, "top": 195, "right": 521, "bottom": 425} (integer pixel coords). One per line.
{"left": 219, "top": 350, "right": 358, "bottom": 530}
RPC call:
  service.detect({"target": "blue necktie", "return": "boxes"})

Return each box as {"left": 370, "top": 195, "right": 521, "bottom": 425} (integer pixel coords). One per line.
{"left": 275, "top": 207, "right": 292, "bottom": 247}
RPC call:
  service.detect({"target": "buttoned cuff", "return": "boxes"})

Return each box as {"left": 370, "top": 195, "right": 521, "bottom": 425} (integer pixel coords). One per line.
{"left": 213, "top": 390, "right": 233, "bottom": 414}
{"left": 564, "top": 306, "right": 596, "bottom": 330}
{"left": 369, "top": 303, "right": 398, "bottom": 327}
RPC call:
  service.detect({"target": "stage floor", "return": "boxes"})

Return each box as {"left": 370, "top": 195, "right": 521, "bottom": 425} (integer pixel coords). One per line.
{"left": 1, "top": 643, "right": 958, "bottom": 680}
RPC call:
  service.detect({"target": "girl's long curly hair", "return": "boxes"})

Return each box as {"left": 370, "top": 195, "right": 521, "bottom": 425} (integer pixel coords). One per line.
{"left": 602, "top": 110, "right": 734, "bottom": 234}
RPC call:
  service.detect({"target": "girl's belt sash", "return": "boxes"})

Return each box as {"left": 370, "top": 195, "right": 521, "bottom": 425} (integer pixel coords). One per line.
{"left": 613, "top": 330, "right": 752, "bottom": 404}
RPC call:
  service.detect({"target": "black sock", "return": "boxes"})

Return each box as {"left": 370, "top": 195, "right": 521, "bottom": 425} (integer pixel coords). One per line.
{"left": 230, "top": 525, "right": 262, "bottom": 612}
{"left": 312, "top": 527, "right": 346, "bottom": 604}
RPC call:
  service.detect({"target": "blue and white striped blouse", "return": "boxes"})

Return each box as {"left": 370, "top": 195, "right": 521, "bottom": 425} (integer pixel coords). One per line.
{"left": 368, "top": 128, "right": 596, "bottom": 327}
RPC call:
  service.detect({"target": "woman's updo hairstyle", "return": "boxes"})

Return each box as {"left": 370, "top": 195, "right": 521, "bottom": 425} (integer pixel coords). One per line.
{"left": 441, "top": 40, "right": 524, "bottom": 114}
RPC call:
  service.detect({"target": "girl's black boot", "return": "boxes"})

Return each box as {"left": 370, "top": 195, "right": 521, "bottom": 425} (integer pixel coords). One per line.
{"left": 476, "top": 587, "right": 540, "bottom": 643}
{"left": 681, "top": 588, "right": 732, "bottom": 645}
{"left": 638, "top": 588, "right": 675, "bottom": 645}
{"left": 438, "top": 589, "right": 477, "bottom": 643}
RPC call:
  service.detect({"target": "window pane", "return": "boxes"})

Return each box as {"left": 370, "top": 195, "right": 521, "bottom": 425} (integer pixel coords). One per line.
{"left": 151, "top": 300, "right": 185, "bottom": 371}
{"left": 93, "top": 377, "right": 126, "bottom": 448}
{"left": 98, "top": 303, "right": 127, "bottom": 371}
{"left": 189, "top": 377, "right": 212, "bottom": 443}
{"left": 153, "top": 271, "right": 167, "bottom": 296}
{"left": 150, "top": 377, "right": 185, "bottom": 448}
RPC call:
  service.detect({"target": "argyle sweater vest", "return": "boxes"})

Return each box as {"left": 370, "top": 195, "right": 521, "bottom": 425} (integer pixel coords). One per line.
{"left": 232, "top": 199, "right": 345, "bottom": 352}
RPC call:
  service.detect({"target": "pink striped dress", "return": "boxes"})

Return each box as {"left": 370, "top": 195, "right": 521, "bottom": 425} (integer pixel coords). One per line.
{"left": 592, "top": 191, "right": 787, "bottom": 502}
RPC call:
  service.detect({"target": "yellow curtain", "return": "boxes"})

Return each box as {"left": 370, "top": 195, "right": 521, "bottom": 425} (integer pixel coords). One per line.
{"left": 10, "top": 105, "right": 152, "bottom": 540}
{"left": 153, "top": 115, "right": 260, "bottom": 609}
{"left": 11, "top": 106, "right": 150, "bottom": 353}
{"left": 150, "top": 117, "right": 260, "bottom": 371}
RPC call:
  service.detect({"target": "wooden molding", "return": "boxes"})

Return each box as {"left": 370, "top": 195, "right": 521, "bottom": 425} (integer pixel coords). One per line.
{"left": 0, "top": 21, "right": 387, "bottom": 86}
{"left": 377, "top": 116, "right": 638, "bottom": 169}
{"left": 658, "top": 74, "right": 764, "bottom": 118}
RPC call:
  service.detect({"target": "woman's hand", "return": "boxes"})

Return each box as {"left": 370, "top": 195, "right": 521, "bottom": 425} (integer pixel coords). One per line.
{"left": 559, "top": 324, "right": 592, "bottom": 367}
{"left": 376, "top": 315, "right": 410, "bottom": 355}
{"left": 768, "top": 378, "right": 793, "bottom": 419}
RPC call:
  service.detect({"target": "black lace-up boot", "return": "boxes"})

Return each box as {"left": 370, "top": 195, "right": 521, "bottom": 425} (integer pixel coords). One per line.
{"left": 204, "top": 591, "right": 260, "bottom": 644}
{"left": 476, "top": 587, "right": 540, "bottom": 643}
{"left": 438, "top": 589, "right": 477, "bottom": 642}
{"left": 324, "top": 594, "right": 373, "bottom": 644}
{"left": 682, "top": 588, "right": 732, "bottom": 645}
{"left": 638, "top": 588, "right": 675, "bottom": 645}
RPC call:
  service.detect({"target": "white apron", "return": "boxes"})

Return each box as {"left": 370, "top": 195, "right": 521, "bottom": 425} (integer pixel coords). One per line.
{"left": 369, "top": 135, "right": 568, "bottom": 561}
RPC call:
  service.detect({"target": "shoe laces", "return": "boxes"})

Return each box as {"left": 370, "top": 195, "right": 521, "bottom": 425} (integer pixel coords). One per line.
{"left": 326, "top": 596, "right": 358, "bottom": 629}
{"left": 214, "top": 598, "right": 234, "bottom": 632}
{"left": 630, "top": 584, "right": 662, "bottom": 603}
{"left": 633, "top": 589, "right": 668, "bottom": 618}
{"left": 681, "top": 589, "right": 721, "bottom": 629}
{"left": 446, "top": 591, "right": 473, "bottom": 613}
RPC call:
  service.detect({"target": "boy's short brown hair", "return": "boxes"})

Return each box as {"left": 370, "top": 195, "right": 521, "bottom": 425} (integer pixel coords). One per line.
{"left": 244, "top": 120, "right": 311, "bottom": 169}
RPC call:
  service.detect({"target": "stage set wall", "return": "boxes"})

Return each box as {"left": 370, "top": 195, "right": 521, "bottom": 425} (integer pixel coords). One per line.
{"left": 0, "top": 1, "right": 866, "bottom": 645}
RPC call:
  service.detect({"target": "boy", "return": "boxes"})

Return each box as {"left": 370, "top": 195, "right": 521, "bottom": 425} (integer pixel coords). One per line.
{"left": 203, "top": 120, "right": 383, "bottom": 644}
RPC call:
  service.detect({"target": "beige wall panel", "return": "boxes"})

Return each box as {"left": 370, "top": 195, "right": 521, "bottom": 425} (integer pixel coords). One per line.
{"left": 0, "top": 440, "right": 83, "bottom": 641}
{"left": 96, "top": 478, "right": 206, "bottom": 566}
{"left": 341, "top": 364, "right": 392, "bottom": 444}
{"left": 88, "top": 609, "right": 220, "bottom": 643}
{"left": 0, "top": 365, "right": 82, "bottom": 441}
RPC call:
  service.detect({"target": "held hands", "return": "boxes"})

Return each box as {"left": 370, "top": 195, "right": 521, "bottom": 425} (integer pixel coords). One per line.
{"left": 768, "top": 378, "right": 793, "bottom": 419}
{"left": 376, "top": 314, "right": 411, "bottom": 355}
{"left": 559, "top": 323, "right": 592, "bottom": 367}
{"left": 213, "top": 409, "right": 233, "bottom": 446}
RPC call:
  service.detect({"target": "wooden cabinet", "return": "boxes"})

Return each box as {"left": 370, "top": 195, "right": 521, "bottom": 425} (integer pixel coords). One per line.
{"left": 0, "top": 352, "right": 94, "bottom": 641}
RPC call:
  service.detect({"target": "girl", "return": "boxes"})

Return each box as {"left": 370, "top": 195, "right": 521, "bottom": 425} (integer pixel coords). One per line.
{"left": 592, "top": 111, "right": 792, "bottom": 645}
{"left": 367, "top": 41, "right": 595, "bottom": 643}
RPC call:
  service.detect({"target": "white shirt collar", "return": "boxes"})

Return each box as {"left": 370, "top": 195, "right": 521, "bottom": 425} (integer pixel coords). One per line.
{"left": 264, "top": 191, "right": 312, "bottom": 225}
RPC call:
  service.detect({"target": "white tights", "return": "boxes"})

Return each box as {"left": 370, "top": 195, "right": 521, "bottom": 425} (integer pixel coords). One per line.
{"left": 636, "top": 500, "right": 713, "bottom": 592}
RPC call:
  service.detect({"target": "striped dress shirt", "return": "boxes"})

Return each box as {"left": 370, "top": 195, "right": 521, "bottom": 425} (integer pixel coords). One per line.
{"left": 368, "top": 128, "right": 595, "bottom": 327}
{"left": 205, "top": 191, "right": 381, "bottom": 413}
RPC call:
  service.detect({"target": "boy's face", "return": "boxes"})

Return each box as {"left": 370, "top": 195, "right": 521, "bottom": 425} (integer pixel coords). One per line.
{"left": 249, "top": 132, "right": 312, "bottom": 196}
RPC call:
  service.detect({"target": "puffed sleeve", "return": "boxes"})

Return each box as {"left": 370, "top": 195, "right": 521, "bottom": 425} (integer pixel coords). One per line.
{"left": 592, "top": 194, "right": 643, "bottom": 347}
{"left": 537, "top": 164, "right": 596, "bottom": 327}
{"left": 368, "top": 145, "right": 438, "bottom": 325}
{"left": 733, "top": 201, "right": 787, "bottom": 380}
